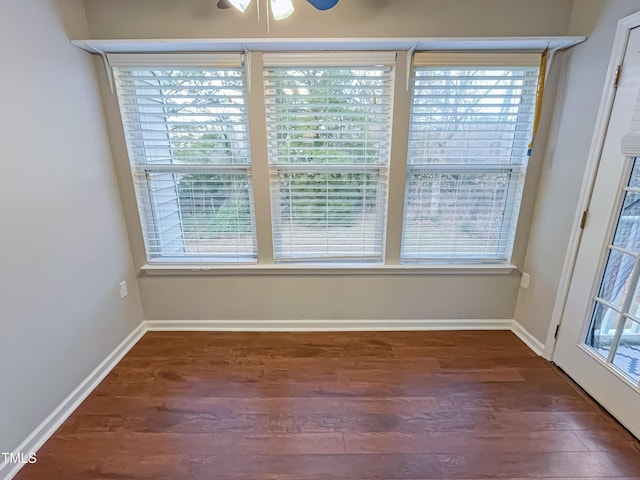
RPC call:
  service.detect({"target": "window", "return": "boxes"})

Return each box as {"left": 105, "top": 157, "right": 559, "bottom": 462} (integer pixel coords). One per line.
{"left": 109, "top": 51, "right": 543, "bottom": 269}
{"left": 111, "top": 54, "right": 257, "bottom": 263}
{"left": 401, "top": 53, "right": 540, "bottom": 263}
{"left": 263, "top": 53, "right": 395, "bottom": 262}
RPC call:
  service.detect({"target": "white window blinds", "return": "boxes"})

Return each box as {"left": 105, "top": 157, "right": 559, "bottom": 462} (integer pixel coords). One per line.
{"left": 264, "top": 54, "right": 395, "bottom": 262}
{"left": 402, "top": 54, "right": 539, "bottom": 262}
{"left": 111, "top": 55, "right": 257, "bottom": 263}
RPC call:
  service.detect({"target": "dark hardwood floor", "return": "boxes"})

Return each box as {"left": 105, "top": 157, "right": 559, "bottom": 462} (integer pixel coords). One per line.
{"left": 15, "top": 331, "right": 640, "bottom": 479}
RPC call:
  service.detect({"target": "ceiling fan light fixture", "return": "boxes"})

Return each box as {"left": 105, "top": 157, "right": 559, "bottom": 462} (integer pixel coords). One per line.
{"left": 228, "top": 0, "right": 252, "bottom": 13}
{"left": 271, "top": 0, "right": 295, "bottom": 20}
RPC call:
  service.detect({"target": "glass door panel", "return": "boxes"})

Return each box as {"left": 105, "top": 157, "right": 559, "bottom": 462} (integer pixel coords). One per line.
{"left": 585, "top": 157, "right": 640, "bottom": 387}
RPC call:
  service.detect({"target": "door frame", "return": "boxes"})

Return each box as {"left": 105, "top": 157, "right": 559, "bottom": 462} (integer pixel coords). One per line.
{"left": 545, "top": 11, "right": 640, "bottom": 360}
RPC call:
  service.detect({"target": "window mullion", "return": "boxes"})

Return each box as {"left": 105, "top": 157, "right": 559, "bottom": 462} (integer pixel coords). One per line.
{"left": 246, "top": 52, "right": 275, "bottom": 264}
{"left": 385, "top": 51, "right": 412, "bottom": 265}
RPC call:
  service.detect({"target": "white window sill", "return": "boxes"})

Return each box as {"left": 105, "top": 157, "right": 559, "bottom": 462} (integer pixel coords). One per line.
{"left": 140, "top": 263, "right": 517, "bottom": 276}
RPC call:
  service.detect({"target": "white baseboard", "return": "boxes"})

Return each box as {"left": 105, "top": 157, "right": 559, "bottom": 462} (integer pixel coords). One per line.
{"left": 144, "top": 318, "right": 514, "bottom": 332}
{"left": 3, "top": 317, "right": 545, "bottom": 479}
{"left": 0, "top": 322, "right": 146, "bottom": 480}
{"left": 511, "top": 320, "right": 545, "bottom": 356}
{"left": 145, "top": 319, "right": 545, "bottom": 356}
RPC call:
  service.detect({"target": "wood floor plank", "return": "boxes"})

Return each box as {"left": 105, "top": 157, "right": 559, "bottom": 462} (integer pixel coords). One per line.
{"left": 342, "top": 430, "right": 589, "bottom": 453}
{"left": 57, "top": 410, "right": 625, "bottom": 436}
{"left": 573, "top": 428, "right": 640, "bottom": 452}
{"left": 17, "top": 452, "right": 640, "bottom": 479}
{"left": 15, "top": 331, "right": 640, "bottom": 479}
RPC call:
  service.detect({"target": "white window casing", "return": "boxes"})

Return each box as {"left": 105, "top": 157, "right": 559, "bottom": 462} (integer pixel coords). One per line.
{"left": 111, "top": 54, "right": 257, "bottom": 263}
{"left": 108, "top": 51, "right": 542, "bottom": 269}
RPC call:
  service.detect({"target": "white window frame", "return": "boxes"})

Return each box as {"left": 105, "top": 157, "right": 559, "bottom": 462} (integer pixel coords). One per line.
{"left": 110, "top": 53, "right": 258, "bottom": 264}
{"left": 106, "top": 51, "right": 543, "bottom": 274}
{"left": 263, "top": 52, "right": 396, "bottom": 263}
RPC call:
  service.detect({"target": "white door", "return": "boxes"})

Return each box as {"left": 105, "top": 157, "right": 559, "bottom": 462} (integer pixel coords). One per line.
{"left": 554, "top": 25, "right": 640, "bottom": 439}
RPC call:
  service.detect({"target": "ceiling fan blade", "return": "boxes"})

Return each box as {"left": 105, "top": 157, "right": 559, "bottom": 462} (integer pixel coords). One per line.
{"left": 217, "top": 0, "right": 232, "bottom": 9}
{"left": 305, "top": 0, "right": 339, "bottom": 11}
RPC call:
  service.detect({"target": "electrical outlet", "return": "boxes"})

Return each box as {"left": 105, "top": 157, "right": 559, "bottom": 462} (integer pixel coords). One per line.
{"left": 119, "top": 281, "right": 128, "bottom": 299}
{"left": 520, "top": 272, "right": 531, "bottom": 289}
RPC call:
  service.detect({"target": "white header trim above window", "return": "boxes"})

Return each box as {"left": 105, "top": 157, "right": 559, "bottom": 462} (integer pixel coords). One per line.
{"left": 107, "top": 53, "right": 244, "bottom": 67}
{"left": 262, "top": 51, "right": 397, "bottom": 66}
{"left": 72, "top": 37, "right": 585, "bottom": 55}
{"left": 413, "top": 52, "right": 541, "bottom": 67}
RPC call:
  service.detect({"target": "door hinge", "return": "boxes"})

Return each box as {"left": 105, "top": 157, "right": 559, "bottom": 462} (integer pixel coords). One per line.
{"left": 614, "top": 64, "right": 623, "bottom": 88}
{"left": 554, "top": 324, "right": 561, "bottom": 339}
{"left": 580, "top": 210, "right": 588, "bottom": 229}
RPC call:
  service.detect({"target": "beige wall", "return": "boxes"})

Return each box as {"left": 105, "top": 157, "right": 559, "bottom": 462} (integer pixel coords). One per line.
{"left": 140, "top": 273, "right": 520, "bottom": 320}
{"left": 0, "top": 0, "right": 144, "bottom": 454}
{"left": 514, "top": 0, "right": 640, "bottom": 343}
{"left": 85, "top": 0, "right": 574, "bottom": 322}
{"left": 83, "top": 0, "right": 573, "bottom": 40}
